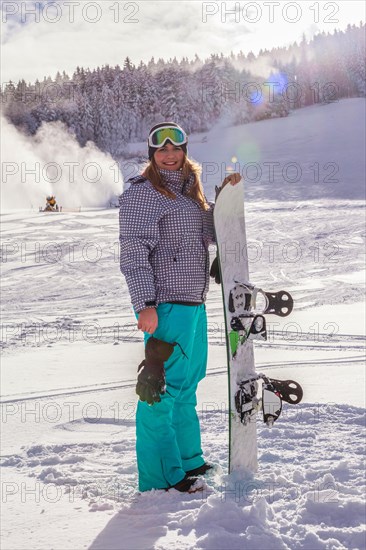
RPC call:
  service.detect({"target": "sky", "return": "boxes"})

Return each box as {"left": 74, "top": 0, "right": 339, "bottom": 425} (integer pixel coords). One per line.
{"left": 0, "top": 0, "right": 365, "bottom": 84}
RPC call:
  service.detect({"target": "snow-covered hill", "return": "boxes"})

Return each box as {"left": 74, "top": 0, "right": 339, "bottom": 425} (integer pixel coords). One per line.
{"left": 126, "top": 98, "right": 366, "bottom": 201}
{"left": 1, "top": 99, "right": 365, "bottom": 549}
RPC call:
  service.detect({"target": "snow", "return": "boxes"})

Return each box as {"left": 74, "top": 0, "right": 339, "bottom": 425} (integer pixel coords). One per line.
{"left": 1, "top": 99, "right": 365, "bottom": 549}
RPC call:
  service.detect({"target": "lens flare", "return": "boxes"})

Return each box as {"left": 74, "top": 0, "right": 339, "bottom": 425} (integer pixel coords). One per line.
{"left": 268, "top": 71, "right": 288, "bottom": 95}
{"left": 235, "top": 141, "right": 261, "bottom": 164}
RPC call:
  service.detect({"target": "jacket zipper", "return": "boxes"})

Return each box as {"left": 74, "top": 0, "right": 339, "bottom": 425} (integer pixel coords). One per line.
{"left": 202, "top": 249, "right": 208, "bottom": 302}
{"left": 201, "top": 209, "right": 208, "bottom": 302}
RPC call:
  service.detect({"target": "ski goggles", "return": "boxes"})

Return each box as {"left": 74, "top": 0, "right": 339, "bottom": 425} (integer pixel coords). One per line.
{"left": 148, "top": 126, "right": 187, "bottom": 148}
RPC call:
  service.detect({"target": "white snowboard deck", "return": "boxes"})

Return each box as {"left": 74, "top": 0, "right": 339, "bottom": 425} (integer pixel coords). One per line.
{"left": 213, "top": 181, "right": 258, "bottom": 473}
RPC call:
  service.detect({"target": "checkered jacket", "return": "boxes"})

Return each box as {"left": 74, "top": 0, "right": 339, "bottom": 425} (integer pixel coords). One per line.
{"left": 119, "top": 169, "right": 216, "bottom": 313}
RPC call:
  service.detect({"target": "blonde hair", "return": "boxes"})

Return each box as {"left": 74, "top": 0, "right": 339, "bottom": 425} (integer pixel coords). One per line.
{"left": 142, "top": 155, "right": 210, "bottom": 211}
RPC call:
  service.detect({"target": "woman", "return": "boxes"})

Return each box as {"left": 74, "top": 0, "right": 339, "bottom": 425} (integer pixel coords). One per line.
{"left": 119, "top": 122, "right": 240, "bottom": 493}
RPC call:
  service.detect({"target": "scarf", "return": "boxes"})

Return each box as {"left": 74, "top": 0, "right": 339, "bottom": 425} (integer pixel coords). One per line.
{"left": 158, "top": 169, "right": 195, "bottom": 196}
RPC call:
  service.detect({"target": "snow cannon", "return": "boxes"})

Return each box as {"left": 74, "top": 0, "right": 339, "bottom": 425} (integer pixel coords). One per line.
{"left": 43, "top": 196, "right": 59, "bottom": 212}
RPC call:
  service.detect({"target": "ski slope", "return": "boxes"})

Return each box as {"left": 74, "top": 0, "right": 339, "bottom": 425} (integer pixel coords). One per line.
{"left": 1, "top": 98, "right": 365, "bottom": 549}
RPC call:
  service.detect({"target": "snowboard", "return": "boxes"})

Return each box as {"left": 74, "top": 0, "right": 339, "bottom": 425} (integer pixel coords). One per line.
{"left": 213, "top": 180, "right": 302, "bottom": 473}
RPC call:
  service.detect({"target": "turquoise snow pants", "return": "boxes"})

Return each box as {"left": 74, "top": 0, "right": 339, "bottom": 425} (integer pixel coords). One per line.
{"left": 134, "top": 302, "right": 208, "bottom": 492}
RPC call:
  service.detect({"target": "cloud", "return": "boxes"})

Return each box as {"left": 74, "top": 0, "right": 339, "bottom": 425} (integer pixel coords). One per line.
{"left": 1, "top": 1, "right": 364, "bottom": 84}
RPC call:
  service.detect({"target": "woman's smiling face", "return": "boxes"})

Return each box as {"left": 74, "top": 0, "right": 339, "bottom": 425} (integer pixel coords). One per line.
{"left": 153, "top": 143, "right": 185, "bottom": 170}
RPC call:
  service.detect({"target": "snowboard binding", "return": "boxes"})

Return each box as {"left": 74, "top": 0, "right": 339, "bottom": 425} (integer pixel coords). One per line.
{"left": 267, "top": 377, "right": 303, "bottom": 405}
{"left": 261, "top": 375, "right": 284, "bottom": 426}
{"left": 234, "top": 378, "right": 260, "bottom": 425}
{"left": 230, "top": 314, "right": 267, "bottom": 343}
{"left": 262, "top": 290, "right": 294, "bottom": 317}
{"left": 228, "top": 283, "right": 294, "bottom": 357}
{"left": 235, "top": 374, "right": 303, "bottom": 427}
{"left": 229, "top": 282, "right": 293, "bottom": 318}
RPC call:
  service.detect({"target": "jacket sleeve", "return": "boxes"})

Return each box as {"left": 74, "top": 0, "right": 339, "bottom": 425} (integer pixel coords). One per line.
{"left": 119, "top": 184, "right": 161, "bottom": 313}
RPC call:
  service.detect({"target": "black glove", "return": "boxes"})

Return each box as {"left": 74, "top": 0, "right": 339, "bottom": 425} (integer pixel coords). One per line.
{"left": 136, "top": 336, "right": 176, "bottom": 405}
{"left": 215, "top": 184, "right": 223, "bottom": 199}
{"left": 209, "top": 256, "right": 221, "bottom": 284}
